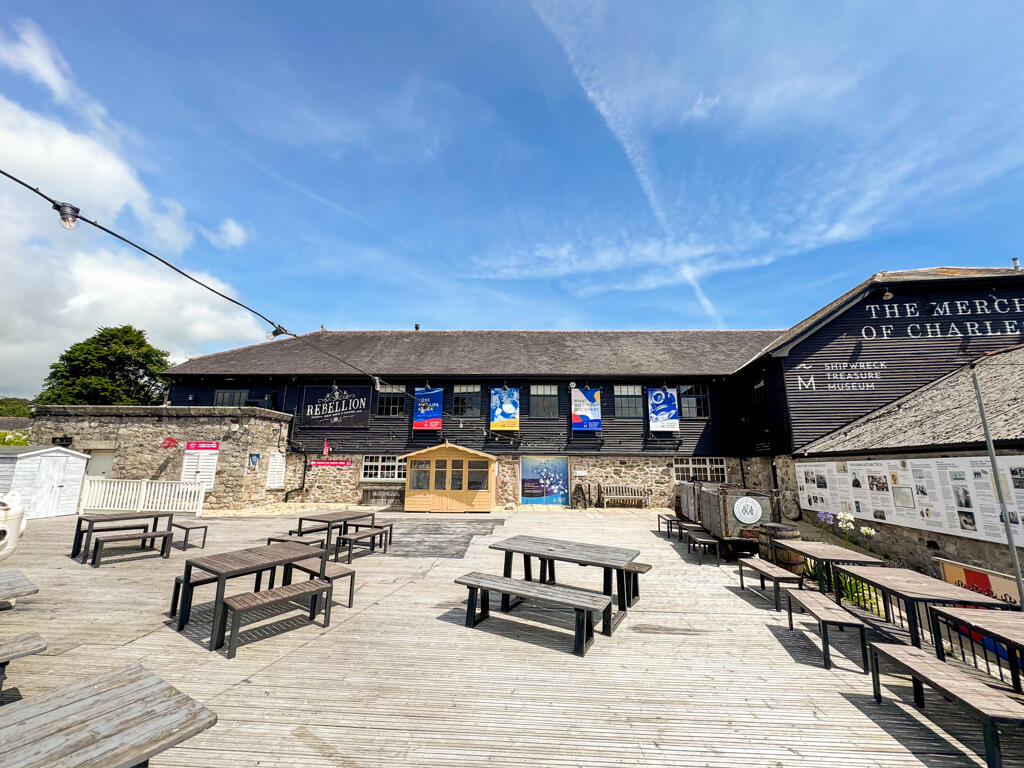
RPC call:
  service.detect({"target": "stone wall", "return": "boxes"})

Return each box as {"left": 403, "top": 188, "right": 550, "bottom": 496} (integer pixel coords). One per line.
{"left": 31, "top": 406, "right": 293, "bottom": 510}
{"left": 567, "top": 456, "right": 676, "bottom": 507}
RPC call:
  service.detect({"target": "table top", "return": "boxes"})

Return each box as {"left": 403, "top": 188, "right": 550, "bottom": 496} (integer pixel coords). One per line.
{"left": 489, "top": 535, "right": 639, "bottom": 569}
{"left": 931, "top": 605, "right": 1024, "bottom": 647}
{"left": 834, "top": 564, "right": 1008, "bottom": 606}
{"left": 298, "top": 510, "right": 375, "bottom": 524}
{"left": 775, "top": 540, "right": 884, "bottom": 565}
{"left": 0, "top": 663, "right": 217, "bottom": 768}
{"left": 0, "top": 569, "right": 37, "bottom": 602}
{"left": 80, "top": 510, "right": 175, "bottom": 523}
{"left": 187, "top": 541, "right": 325, "bottom": 577}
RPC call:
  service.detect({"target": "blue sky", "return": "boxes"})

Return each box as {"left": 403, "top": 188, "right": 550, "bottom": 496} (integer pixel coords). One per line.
{"left": 2, "top": 2, "right": 1024, "bottom": 395}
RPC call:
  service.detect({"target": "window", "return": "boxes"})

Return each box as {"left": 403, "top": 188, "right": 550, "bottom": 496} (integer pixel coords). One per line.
{"left": 674, "top": 457, "right": 727, "bottom": 483}
{"left": 451, "top": 459, "right": 464, "bottom": 490}
{"left": 433, "top": 459, "right": 447, "bottom": 490}
{"left": 409, "top": 459, "right": 430, "bottom": 490}
{"left": 182, "top": 449, "right": 219, "bottom": 489}
{"left": 266, "top": 453, "right": 286, "bottom": 490}
{"left": 467, "top": 460, "right": 489, "bottom": 490}
{"left": 530, "top": 384, "right": 558, "bottom": 419}
{"left": 453, "top": 384, "right": 481, "bottom": 418}
{"left": 679, "top": 384, "right": 710, "bottom": 419}
{"left": 361, "top": 455, "right": 407, "bottom": 482}
{"left": 614, "top": 385, "right": 643, "bottom": 418}
{"left": 214, "top": 389, "right": 248, "bottom": 407}
{"left": 376, "top": 384, "right": 406, "bottom": 417}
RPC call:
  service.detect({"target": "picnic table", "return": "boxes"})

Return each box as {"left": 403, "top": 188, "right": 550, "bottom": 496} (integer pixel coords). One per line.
{"left": 70, "top": 510, "right": 174, "bottom": 562}
{"left": 489, "top": 535, "right": 640, "bottom": 629}
{"left": 295, "top": 510, "right": 375, "bottom": 560}
{"left": 772, "top": 540, "right": 883, "bottom": 593}
{"left": 177, "top": 541, "right": 328, "bottom": 650}
{"left": 0, "top": 663, "right": 216, "bottom": 768}
{"left": 0, "top": 570, "right": 37, "bottom": 605}
{"left": 833, "top": 564, "right": 1009, "bottom": 648}
{"left": 930, "top": 605, "right": 1024, "bottom": 693}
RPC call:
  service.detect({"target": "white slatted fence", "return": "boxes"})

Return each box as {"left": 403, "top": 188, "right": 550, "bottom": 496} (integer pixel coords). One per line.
{"left": 79, "top": 478, "right": 207, "bottom": 516}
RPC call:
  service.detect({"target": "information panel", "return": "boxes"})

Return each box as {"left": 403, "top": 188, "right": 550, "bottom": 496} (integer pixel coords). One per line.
{"left": 796, "top": 455, "right": 1024, "bottom": 545}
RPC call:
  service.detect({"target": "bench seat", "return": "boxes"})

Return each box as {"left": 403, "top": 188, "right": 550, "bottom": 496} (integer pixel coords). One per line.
{"left": 738, "top": 557, "right": 803, "bottom": 610}
{"left": 785, "top": 587, "right": 867, "bottom": 671}
{"left": 289, "top": 523, "right": 329, "bottom": 536}
{"left": 266, "top": 534, "right": 326, "bottom": 547}
{"left": 455, "top": 572, "right": 613, "bottom": 657}
{"left": 221, "top": 579, "right": 333, "bottom": 659}
{"left": 170, "top": 567, "right": 278, "bottom": 621}
{"left": 657, "top": 514, "right": 681, "bottom": 538}
{"left": 602, "top": 485, "right": 650, "bottom": 508}
{"left": 686, "top": 531, "right": 721, "bottom": 565}
{"left": 623, "top": 561, "right": 652, "bottom": 606}
{"left": 91, "top": 529, "right": 172, "bottom": 566}
{"left": 871, "top": 642, "right": 1024, "bottom": 768}
{"left": 285, "top": 557, "right": 356, "bottom": 608}
{"left": 0, "top": 632, "right": 46, "bottom": 693}
{"left": 334, "top": 527, "right": 388, "bottom": 563}
{"left": 172, "top": 519, "right": 209, "bottom": 549}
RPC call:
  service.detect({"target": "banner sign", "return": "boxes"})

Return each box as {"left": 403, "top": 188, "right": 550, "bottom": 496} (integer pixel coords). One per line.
{"left": 571, "top": 387, "right": 602, "bottom": 431}
{"left": 796, "top": 455, "right": 1024, "bottom": 547}
{"left": 310, "top": 459, "right": 353, "bottom": 467}
{"left": 936, "top": 557, "right": 1020, "bottom": 607}
{"left": 490, "top": 387, "right": 520, "bottom": 431}
{"left": 647, "top": 387, "right": 679, "bottom": 432}
{"left": 161, "top": 437, "right": 178, "bottom": 448}
{"left": 413, "top": 387, "right": 443, "bottom": 431}
{"left": 185, "top": 441, "right": 219, "bottom": 450}
{"left": 521, "top": 457, "right": 570, "bottom": 505}
{"left": 299, "top": 385, "right": 372, "bottom": 428}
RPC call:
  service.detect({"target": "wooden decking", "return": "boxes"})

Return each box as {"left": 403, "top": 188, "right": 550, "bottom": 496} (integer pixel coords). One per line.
{"left": 2, "top": 508, "right": 1023, "bottom": 767}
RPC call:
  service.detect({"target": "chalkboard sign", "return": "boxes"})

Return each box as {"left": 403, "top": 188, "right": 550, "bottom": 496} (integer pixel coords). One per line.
{"left": 299, "top": 385, "right": 372, "bottom": 428}
{"left": 361, "top": 487, "right": 405, "bottom": 510}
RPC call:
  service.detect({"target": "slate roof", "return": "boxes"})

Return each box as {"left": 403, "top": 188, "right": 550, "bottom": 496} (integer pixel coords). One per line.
{"left": 742, "top": 267, "right": 1024, "bottom": 365}
{"left": 167, "top": 329, "right": 785, "bottom": 378}
{"left": 800, "top": 344, "right": 1024, "bottom": 455}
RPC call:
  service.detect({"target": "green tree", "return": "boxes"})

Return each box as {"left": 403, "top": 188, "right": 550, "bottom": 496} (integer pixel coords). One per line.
{"left": 36, "top": 326, "right": 170, "bottom": 405}
{"left": 0, "top": 397, "right": 32, "bottom": 417}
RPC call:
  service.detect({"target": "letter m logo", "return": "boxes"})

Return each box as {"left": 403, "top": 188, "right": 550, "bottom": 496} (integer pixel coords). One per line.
{"left": 798, "top": 375, "right": 816, "bottom": 391}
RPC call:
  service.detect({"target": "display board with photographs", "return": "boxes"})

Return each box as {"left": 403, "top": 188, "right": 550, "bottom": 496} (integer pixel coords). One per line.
{"left": 796, "top": 455, "right": 1024, "bottom": 546}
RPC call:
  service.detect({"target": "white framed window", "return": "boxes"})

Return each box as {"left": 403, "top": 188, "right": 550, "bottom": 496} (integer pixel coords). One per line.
{"left": 453, "top": 384, "right": 481, "bottom": 417}
{"left": 266, "top": 453, "right": 286, "bottom": 490}
{"left": 614, "top": 384, "right": 643, "bottom": 418}
{"left": 376, "top": 384, "right": 406, "bottom": 417}
{"left": 361, "top": 455, "right": 407, "bottom": 482}
{"left": 530, "top": 384, "right": 558, "bottom": 419}
{"left": 674, "top": 457, "right": 727, "bottom": 483}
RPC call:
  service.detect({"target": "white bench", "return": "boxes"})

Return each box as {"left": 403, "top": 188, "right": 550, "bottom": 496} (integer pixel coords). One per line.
{"left": 601, "top": 485, "right": 651, "bottom": 508}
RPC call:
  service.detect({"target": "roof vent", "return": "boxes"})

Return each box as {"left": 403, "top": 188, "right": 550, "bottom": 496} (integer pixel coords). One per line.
{"left": 1013, "top": 257, "right": 1020, "bottom": 271}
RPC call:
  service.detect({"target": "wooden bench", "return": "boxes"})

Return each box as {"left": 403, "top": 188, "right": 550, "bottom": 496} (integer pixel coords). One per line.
{"left": 348, "top": 520, "right": 394, "bottom": 545}
{"left": 0, "top": 569, "right": 38, "bottom": 607}
{"left": 785, "top": 587, "right": 868, "bottom": 671}
{"left": 0, "top": 632, "right": 46, "bottom": 693}
{"left": 266, "top": 534, "right": 326, "bottom": 547}
{"left": 738, "top": 557, "right": 803, "bottom": 610}
{"left": 455, "top": 572, "right": 613, "bottom": 657}
{"left": 170, "top": 566, "right": 278, "bottom": 621}
{"left": 623, "top": 561, "right": 652, "bottom": 607}
{"left": 289, "top": 522, "right": 329, "bottom": 536}
{"left": 0, "top": 662, "right": 216, "bottom": 767}
{"left": 284, "top": 557, "right": 357, "bottom": 608}
{"left": 601, "top": 485, "right": 651, "bottom": 508}
{"left": 686, "top": 530, "right": 722, "bottom": 565}
{"left": 220, "top": 578, "right": 333, "bottom": 659}
{"left": 333, "top": 527, "right": 388, "bottom": 563}
{"left": 870, "top": 642, "right": 1024, "bottom": 768}
{"left": 91, "top": 529, "right": 172, "bottom": 567}
{"left": 657, "top": 514, "right": 681, "bottom": 538}
{"left": 172, "top": 519, "right": 209, "bottom": 549}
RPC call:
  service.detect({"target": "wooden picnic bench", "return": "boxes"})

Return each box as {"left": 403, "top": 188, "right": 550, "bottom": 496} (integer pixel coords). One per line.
{"left": 455, "top": 572, "right": 613, "bottom": 657}
{"left": 348, "top": 520, "right": 394, "bottom": 545}
{"left": 870, "top": 641, "right": 1024, "bottom": 768}
{"left": 221, "top": 578, "right": 333, "bottom": 659}
{"left": 0, "top": 570, "right": 37, "bottom": 606}
{"left": 0, "top": 632, "right": 46, "bottom": 693}
{"left": 601, "top": 484, "right": 650, "bottom": 508}
{"left": 284, "top": 557, "right": 356, "bottom": 608}
{"left": 657, "top": 513, "right": 681, "bottom": 538}
{"left": 169, "top": 566, "right": 279, "bottom": 621}
{"left": 685, "top": 530, "right": 721, "bottom": 565}
{"left": 333, "top": 526, "right": 389, "bottom": 563}
{"left": 91, "top": 529, "right": 173, "bottom": 567}
{"left": 785, "top": 587, "right": 868, "bottom": 672}
{"left": 71, "top": 510, "right": 174, "bottom": 562}
{"left": 0, "top": 662, "right": 217, "bottom": 768}
{"left": 738, "top": 557, "right": 803, "bottom": 611}
{"left": 171, "top": 518, "right": 209, "bottom": 549}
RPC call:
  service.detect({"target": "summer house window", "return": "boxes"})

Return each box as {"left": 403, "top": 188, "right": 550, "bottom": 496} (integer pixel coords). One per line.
{"left": 376, "top": 384, "right": 406, "bottom": 417}
{"left": 361, "top": 455, "right": 407, "bottom": 482}
{"left": 453, "top": 384, "right": 481, "bottom": 418}
{"left": 467, "top": 460, "right": 489, "bottom": 490}
{"left": 530, "top": 384, "right": 558, "bottom": 419}
{"left": 409, "top": 460, "right": 430, "bottom": 490}
{"left": 673, "top": 457, "right": 727, "bottom": 483}
{"left": 678, "top": 384, "right": 710, "bottom": 419}
{"left": 614, "top": 385, "right": 643, "bottom": 418}
{"left": 213, "top": 389, "right": 248, "bottom": 407}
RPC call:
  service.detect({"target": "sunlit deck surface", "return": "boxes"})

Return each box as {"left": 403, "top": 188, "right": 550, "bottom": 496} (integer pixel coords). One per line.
{"left": 3, "top": 508, "right": 1022, "bottom": 767}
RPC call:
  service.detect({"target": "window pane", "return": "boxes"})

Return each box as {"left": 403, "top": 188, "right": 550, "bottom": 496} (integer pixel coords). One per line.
{"left": 468, "top": 470, "right": 488, "bottom": 490}
{"left": 678, "top": 383, "right": 710, "bottom": 418}
{"left": 410, "top": 469, "right": 430, "bottom": 490}
{"left": 376, "top": 393, "right": 405, "bottom": 417}
{"left": 453, "top": 389, "right": 480, "bottom": 417}
{"left": 451, "top": 469, "right": 464, "bottom": 490}
{"left": 530, "top": 391, "right": 558, "bottom": 418}
{"left": 214, "top": 389, "right": 248, "bottom": 407}
{"left": 434, "top": 463, "right": 447, "bottom": 490}
{"left": 615, "top": 390, "right": 643, "bottom": 418}
{"left": 468, "top": 460, "right": 488, "bottom": 469}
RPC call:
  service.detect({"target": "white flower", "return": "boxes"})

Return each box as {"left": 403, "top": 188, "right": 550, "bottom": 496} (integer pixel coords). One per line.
{"left": 859, "top": 526, "right": 876, "bottom": 537}
{"left": 838, "top": 519, "right": 854, "bottom": 531}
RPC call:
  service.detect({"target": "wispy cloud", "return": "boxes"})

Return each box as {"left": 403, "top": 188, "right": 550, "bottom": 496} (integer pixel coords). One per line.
{"left": 199, "top": 218, "right": 250, "bottom": 249}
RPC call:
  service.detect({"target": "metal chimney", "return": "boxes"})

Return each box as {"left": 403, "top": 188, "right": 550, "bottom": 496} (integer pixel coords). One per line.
{"left": 1013, "top": 257, "right": 1021, "bottom": 270}
{"left": 414, "top": 323, "right": 420, "bottom": 331}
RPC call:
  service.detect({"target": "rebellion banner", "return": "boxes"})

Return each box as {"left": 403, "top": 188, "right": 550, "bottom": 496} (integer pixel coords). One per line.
{"left": 299, "top": 385, "right": 372, "bottom": 428}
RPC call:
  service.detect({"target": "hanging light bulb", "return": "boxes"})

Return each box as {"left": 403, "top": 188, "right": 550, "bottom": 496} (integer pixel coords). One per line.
{"left": 265, "top": 324, "right": 289, "bottom": 340}
{"left": 53, "top": 202, "right": 80, "bottom": 230}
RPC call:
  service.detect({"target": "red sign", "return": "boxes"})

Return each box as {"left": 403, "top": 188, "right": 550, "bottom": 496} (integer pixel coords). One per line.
{"left": 310, "top": 460, "right": 352, "bottom": 467}
{"left": 185, "top": 442, "right": 220, "bottom": 451}
{"left": 323, "top": 439, "right": 330, "bottom": 457}
{"left": 161, "top": 437, "right": 178, "bottom": 448}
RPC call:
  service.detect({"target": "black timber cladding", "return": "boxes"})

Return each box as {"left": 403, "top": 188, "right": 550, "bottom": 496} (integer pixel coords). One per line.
{"left": 778, "top": 276, "right": 1024, "bottom": 450}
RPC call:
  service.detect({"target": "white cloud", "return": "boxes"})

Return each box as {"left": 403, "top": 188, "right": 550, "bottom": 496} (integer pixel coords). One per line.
{"left": 199, "top": 218, "right": 250, "bottom": 249}
{"left": 0, "top": 21, "right": 263, "bottom": 396}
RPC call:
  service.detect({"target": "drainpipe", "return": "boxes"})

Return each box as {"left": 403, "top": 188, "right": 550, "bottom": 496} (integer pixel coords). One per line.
{"left": 284, "top": 453, "right": 308, "bottom": 502}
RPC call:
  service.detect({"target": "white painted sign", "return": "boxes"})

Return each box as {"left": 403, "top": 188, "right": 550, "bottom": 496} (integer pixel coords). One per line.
{"left": 733, "top": 496, "right": 763, "bottom": 525}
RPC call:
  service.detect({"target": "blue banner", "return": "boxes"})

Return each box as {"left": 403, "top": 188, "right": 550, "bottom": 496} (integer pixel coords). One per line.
{"left": 648, "top": 387, "right": 679, "bottom": 431}
{"left": 571, "top": 386, "right": 602, "bottom": 431}
{"left": 413, "top": 387, "right": 443, "bottom": 431}
{"left": 521, "top": 457, "right": 569, "bottom": 505}
{"left": 490, "top": 387, "right": 520, "bottom": 430}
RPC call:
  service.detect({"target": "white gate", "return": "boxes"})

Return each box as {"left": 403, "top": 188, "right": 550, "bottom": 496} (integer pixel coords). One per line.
{"left": 80, "top": 478, "right": 207, "bottom": 516}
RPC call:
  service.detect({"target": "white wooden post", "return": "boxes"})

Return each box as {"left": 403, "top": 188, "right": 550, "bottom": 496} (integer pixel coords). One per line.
{"left": 136, "top": 480, "right": 148, "bottom": 513}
